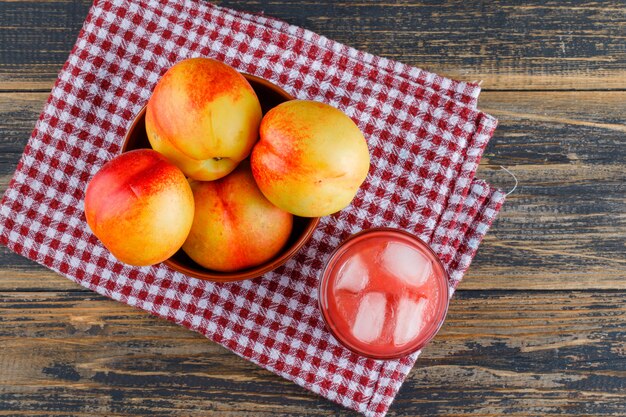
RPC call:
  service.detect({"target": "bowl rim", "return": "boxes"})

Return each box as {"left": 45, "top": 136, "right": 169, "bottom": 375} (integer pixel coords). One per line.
{"left": 121, "top": 73, "right": 320, "bottom": 282}
{"left": 317, "top": 227, "right": 450, "bottom": 360}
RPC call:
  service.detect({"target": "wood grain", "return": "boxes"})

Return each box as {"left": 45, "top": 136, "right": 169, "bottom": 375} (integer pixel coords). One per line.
{"left": 0, "top": 91, "right": 623, "bottom": 291}
{"left": 465, "top": 90, "right": 626, "bottom": 290}
{"left": 1, "top": 0, "right": 625, "bottom": 90}
{"left": 1, "top": 291, "right": 625, "bottom": 416}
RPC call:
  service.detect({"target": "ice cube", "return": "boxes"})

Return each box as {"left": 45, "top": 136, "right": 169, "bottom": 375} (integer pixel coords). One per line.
{"left": 335, "top": 292, "right": 361, "bottom": 325}
{"left": 351, "top": 292, "right": 387, "bottom": 343}
{"left": 335, "top": 254, "right": 369, "bottom": 293}
{"left": 381, "top": 242, "right": 432, "bottom": 287}
{"left": 393, "top": 297, "right": 428, "bottom": 346}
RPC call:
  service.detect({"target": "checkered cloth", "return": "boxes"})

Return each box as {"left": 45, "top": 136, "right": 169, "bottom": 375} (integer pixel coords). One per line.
{"left": 0, "top": 1, "right": 506, "bottom": 415}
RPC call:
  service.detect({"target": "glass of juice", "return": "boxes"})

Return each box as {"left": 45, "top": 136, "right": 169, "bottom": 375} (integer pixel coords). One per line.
{"left": 318, "top": 228, "right": 450, "bottom": 359}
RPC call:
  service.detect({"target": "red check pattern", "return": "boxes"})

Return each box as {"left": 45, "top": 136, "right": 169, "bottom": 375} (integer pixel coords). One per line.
{"left": 0, "top": 1, "right": 505, "bottom": 416}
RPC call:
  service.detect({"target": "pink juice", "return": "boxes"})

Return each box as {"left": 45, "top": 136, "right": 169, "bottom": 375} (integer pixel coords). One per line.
{"left": 319, "top": 228, "right": 449, "bottom": 359}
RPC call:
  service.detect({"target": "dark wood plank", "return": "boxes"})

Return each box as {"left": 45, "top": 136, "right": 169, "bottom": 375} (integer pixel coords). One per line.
{"left": 0, "top": 91, "right": 623, "bottom": 291}
{"left": 0, "top": 0, "right": 91, "bottom": 90}
{"left": 1, "top": 0, "right": 625, "bottom": 91}
{"left": 463, "top": 90, "right": 626, "bottom": 290}
{"left": 1, "top": 290, "right": 625, "bottom": 416}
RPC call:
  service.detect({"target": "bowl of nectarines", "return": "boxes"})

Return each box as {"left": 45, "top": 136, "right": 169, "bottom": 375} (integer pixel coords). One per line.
{"left": 85, "top": 58, "right": 370, "bottom": 283}
{"left": 120, "top": 71, "right": 321, "bottom": 282}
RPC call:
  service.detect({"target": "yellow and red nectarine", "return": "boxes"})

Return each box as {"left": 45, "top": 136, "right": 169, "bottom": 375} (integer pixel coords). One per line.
{"left": 251, "top": 100, "right": 370, "bottom": 217}
{"left": 183, "top": 161, "right": 293, "bottom": 272}
{"left": 146, "top": 58, "right": 262, "bottom": 181}
{"left": 84, "top": 149, "right": 194, "bottom": 266}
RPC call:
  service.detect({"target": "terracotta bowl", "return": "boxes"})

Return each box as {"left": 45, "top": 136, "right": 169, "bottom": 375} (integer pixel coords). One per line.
{"left": 121, "top": 74, "right": 320, "bottom": 282}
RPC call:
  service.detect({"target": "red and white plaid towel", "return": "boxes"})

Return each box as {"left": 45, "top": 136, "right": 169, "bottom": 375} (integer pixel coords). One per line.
{"left": 0, "top": 1, "right": 505, "bottom": 415}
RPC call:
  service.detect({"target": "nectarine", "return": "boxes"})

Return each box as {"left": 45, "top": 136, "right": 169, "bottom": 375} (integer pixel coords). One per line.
{"left": 251, "top": 100, "right": 370, "bottom": 217}
{"left": 146, "top": 58, "right": 262, "bottom": 181}
{"left": 183, "top": 161, "right": 293, "bottom": 272}
{"left": 84, "top": 149, "right": 194, "bottom": 266}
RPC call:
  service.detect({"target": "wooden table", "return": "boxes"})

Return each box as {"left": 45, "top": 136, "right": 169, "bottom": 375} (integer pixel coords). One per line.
{"left": 1, "top": 1, "right": 624, "bottom": 415}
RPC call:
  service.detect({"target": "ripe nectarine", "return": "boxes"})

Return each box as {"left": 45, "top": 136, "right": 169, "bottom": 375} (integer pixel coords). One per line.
{"left": 84, "top": 149, "right": 194, "bottom": 266}
{"left": 146, "top": 58, "right": 262, "bottom": 181}
{"left": 183, "top": 161, "right": 293, "bottom": 272}
{"left": 251, "top": 100, "right": 370, "bottom": 217}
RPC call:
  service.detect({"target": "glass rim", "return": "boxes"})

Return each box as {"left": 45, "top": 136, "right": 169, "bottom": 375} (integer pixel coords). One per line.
{"left": 317, "top": 227, "right": 450, "bottom": 360}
